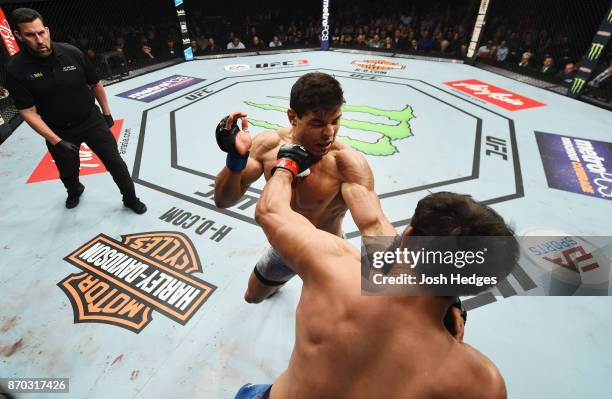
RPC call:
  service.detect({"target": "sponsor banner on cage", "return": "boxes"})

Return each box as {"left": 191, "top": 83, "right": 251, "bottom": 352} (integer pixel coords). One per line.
{"left": 567, "top": 2, "right": 612, "bottom": 98}
{"left": 59, "top": 231, "right": 216, "bottom": 333}
{"left": 444, "top": 79, "right": 545, "bottom": 111}
{"left": 117, "top": 75, "right": 204, "bottom": 102}
{"left": 27, "top": 120, "right": 124, "bottom": 184}
{"left": 535, "top": 131, "right": 612, "bottom": 201}
{"left": 321, "top": 0, "right": 330, "bottom": 50}
{"left": 173, "top": 0, "right": 193, "bottom": 61}
{"left": 0, "top": 7, "right": 20, "bottom": 56}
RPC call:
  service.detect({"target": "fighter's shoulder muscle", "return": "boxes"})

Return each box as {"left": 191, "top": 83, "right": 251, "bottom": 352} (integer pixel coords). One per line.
{"left": 250, "top": 129, "right": 282, "bottom": 158}
{"left": 451, "top": 344, "right": 507, "bottom": 399}
{"left": 334, "top": 146, "right": 373, "bottom": 186}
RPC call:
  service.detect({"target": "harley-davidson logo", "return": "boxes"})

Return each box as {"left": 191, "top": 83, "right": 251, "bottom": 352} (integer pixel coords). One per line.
{"left": 58, "top": 231, "right": 216, "bottom": 333}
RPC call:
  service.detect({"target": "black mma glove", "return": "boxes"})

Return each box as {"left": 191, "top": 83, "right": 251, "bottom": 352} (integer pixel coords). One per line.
{"left": 216, "top": 115, "right": 248, "bottom": 172}
{"left": 271, "top": 144, "right": 315, "bottom": 178}
{"left": 55, "top": 140, "right": 80, "bottom": 158}
{"left": 103, "top": 114, "right": 114, "bottom": 128}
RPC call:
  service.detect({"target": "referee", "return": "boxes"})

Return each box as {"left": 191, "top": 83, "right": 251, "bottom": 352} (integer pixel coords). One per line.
{"left": 5, "top": 8, "right": 146, "bottom": 213}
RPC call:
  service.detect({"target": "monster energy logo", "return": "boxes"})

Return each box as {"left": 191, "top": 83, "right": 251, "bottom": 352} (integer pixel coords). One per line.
{"left": 244, "top": 96, "right": 414, "bottom": 156}
{"left": 571, "top": 78, "right": 586, "bottom": 94}
{"left": 587, "top": 43, "right": 604, "bottom": 61}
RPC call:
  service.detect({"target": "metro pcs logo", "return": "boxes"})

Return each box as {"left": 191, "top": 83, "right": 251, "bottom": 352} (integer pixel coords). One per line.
{"left": 444, "top": 79, "right": 545, "bottom": 111}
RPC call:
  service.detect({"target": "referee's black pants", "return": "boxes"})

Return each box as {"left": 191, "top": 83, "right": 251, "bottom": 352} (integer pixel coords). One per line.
{"left": 45, "top": 107, "right": 138, "bottom": 203}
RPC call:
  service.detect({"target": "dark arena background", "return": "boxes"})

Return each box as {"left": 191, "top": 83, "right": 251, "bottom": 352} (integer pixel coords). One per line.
{"left": 1, "top": 0, "right": 611, "bottom": 398}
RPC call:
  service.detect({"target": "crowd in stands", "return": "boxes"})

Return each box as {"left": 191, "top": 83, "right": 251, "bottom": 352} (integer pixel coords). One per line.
{"left": 474, "top": 13, "right": 612, "bottom": 99}
{"left": 0, "top": 0, "right": 610, "bottom": 100}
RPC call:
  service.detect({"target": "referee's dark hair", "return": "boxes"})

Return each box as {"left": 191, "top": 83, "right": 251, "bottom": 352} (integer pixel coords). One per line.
{"left": 11, "top": 8, "right": 45, "bottom": 31}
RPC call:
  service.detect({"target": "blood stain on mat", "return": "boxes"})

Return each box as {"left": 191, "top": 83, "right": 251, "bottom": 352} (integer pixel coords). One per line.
{"left": 130, "top": 370, "right": 140, "bottom": 380}
{"left": 111, "top": 354, "right": 124, "bottom": 366}
{"left": 0, "top": 316, "right": 20, "bottom": 333}
{"left": 2, "top": 338, "right": 24, "bottom": 357}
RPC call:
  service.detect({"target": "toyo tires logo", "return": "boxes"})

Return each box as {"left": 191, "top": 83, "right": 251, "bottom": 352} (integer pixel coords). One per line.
{"left": 244, "top": 96, "right": 414, "bottom": 156}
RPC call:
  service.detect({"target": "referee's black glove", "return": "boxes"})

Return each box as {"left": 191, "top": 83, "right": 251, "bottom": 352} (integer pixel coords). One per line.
{"left": 103, "top": 114, "right": 114, "bottom": 128}
{"left": 54, "top": 140, "right": 79, "bottom": 159}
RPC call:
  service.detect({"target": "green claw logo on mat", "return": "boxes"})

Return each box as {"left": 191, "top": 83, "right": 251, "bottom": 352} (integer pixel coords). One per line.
{"left": 244, "top": 96, "right": 414, "bottom": 156}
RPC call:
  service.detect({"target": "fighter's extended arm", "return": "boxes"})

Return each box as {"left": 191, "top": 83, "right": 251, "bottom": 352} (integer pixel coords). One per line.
{"left": 214, "top": 113, "right": 265, "bottom": 208}
{"left": 214, "top": 157, "right": 264, "bottom": 208}
{"left": 338, "top": 149, "right": 396, "bottom": 236}
{"left": 255, "top": 149, "right": 357, "bottom": 282}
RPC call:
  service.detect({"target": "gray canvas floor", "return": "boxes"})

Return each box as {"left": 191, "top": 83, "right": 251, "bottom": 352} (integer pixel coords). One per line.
{"left": 1, "top": 50, "right": 611, "bottom": 398}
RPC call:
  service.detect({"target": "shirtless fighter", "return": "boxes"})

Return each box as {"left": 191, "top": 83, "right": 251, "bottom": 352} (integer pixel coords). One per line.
{"left": 235, "top": 168, "right": 517, "bottom": 398}
{"left": 214, "top": 72, "right": 465, "bottom": 336}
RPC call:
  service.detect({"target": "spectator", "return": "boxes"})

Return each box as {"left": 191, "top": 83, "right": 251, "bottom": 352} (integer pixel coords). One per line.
{"left": 115, "top": 36, "right": 126, "bottom": 53}
{"left": 477, "top": 40, "right": 494, "bottom": 60}
{"left": 341, "top": 34, "right": 353, "bottom": 46}
{"left": 165, "top": 38, "right": 179, "bottom": 58}
{"left": 290, "top": 34, "right": 301, "bottom": 46}
{"left": 250, "top": 35, "right": 265, "bottom": 49}
{"left": 227, "top": 36, "right": 246, "bottom": 50}
{"left": 294, "top": 31, "right": 304, "bottom": 46}
{"left": 194, "top": 25, "right": 207, "bottom": 50}
{"left": 85, "top": 47, "right": 97, "bottom": 62}
{"left": 392, "top": 28, "right": 407, "bottom": 50}
{"left": 356, "top": 33, "right": 368, "bottom": 47}
{"left": 439, "top": 40, "right": 451, "bottom": 53}
{"left": 247, "top": 26, "right": 258, "bottom": 44}
{"left": 557, "top": 62, "right": 577, "bottom": 84}
{"left": 410, "top": 39, "right": 418, "bottom": 51}
{"left": 368, "top": 34, "right": 382, "bottom": 48}
{"left": 204, "top": 37, "right": 220, "bottom": 52}
{"left": 140, "top": 39, "right": 155, "bottom": 60}
{"left": 269, "top": 35, "right": 282, "bottom": 47}
{"left": 418, "top": 30, "right": 433, "bottom": 52}
{"left": 146, "top": 30, "right": 162, "bottom": 55}
{"left": 540, "top": 54, "right": 556, "bottom": 75}
{"left": 383, "top": 36, "right": 393, "bottom": 49}
{"left": 518, "top": 51, "right": 534, "bottom": 69}
{"left": 331, "top": 27, "right": 341, "bottom": 44}
{"left": 190, "top": 40, "right": 202, "bottom": 56}
{"left": 496, "top": 40, "right": 509, "bottom": 62}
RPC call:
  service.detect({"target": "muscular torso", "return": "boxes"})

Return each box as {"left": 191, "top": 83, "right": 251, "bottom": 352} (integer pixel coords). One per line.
{"left": 253, "top": 128, "right": 351, "bottom": 235}
{"left": 271, "top": 256, "right": 490, "bottom": 399}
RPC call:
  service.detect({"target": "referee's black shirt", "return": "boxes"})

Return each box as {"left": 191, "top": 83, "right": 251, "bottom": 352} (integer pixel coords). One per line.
{"left": 5, "top": 42, "right": 100, "bottom": 130}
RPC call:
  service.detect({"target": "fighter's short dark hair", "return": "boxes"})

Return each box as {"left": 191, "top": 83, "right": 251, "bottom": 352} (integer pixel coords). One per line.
{"left": 290, "top": 72, "right": 345, "bottom": 118}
